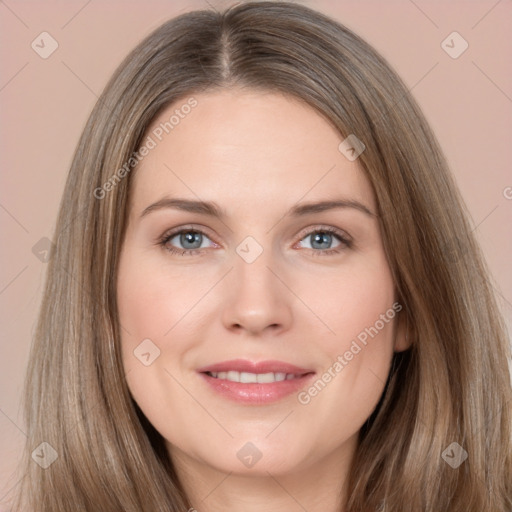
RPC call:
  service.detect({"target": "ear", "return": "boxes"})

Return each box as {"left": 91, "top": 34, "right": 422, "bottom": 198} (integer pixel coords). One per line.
{"left": 393, "top": 310, "right": 412, "bottom": 352}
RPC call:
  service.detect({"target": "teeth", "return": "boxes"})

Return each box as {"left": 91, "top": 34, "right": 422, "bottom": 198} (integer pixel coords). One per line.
{"left": 208, "top": 371, "right": 298, "bottom": 383}
{"left": 240, "top": 372, "right": 258, "bottom": 383}
{"left": 227, "top": 371, "right": 239, "bottom": 381}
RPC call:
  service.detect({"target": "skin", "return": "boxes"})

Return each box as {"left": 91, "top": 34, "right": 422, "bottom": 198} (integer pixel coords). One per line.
{"left": 117, "top": 88, "right": 409, "bottom": 512}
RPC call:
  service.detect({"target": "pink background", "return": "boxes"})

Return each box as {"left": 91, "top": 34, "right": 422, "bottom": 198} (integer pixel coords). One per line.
{"left": 1, "top": 0, "right": 511, "bottom": 506}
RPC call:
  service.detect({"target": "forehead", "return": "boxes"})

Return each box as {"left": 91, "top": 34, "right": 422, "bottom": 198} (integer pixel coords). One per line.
{"left": 129, "top": 89, "right": 375, "bottom": 217}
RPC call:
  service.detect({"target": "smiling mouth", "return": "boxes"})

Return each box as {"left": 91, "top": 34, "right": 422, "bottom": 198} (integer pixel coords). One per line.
{"left": 199, "top": 365, "right": 316, "bottom": 404}
{"left": 204, "top": 371, "right": 308, "bottom": 383}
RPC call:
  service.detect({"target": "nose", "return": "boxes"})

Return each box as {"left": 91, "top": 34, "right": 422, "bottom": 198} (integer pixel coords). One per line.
{"left": 221, "top": 246, "right": 293, "bottom": 336}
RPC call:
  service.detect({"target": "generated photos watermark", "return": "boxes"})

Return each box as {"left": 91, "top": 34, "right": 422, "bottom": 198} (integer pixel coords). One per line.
{"left": 93, "top": 97, "right": 198, "bottom": 200}
{"left": 297, "top": 301, "right": 403, "bottom": 405}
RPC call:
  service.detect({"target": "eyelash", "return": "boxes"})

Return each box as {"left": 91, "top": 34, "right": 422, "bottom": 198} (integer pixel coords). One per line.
{"left": 157, "top": 225, "right": 352, "bottom": 257}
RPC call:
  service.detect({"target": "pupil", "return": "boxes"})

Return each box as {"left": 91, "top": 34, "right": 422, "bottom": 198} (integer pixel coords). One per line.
{"left": 312, "top": 232, "right": 331, "bottom": 249}
{"left": 182, "top": 232, "right": 201, "bottom": 249}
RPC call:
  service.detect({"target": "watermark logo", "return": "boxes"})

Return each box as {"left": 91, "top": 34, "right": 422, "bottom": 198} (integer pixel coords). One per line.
{"left": 32, "top": 236, "right": 55, "bottom": 263}
{"left": 441, "top": 31, "right": 468, "bottom": 59}
{"left": 31, "top": 442, "right": 58, "bottom": 469}
{"left": 237, "top": 442, "right": 263, "bottom": 468}
{"left": 134, "top": 338, "right": 161, "bottom": 366}
{"left": 441, "top": 442, "right": 468, "bottom": 468}
{"left": 338, "top": 134, "right": 365, "bottom": 161}
{"left": 236, "top": 236, "right": 264, "bottom": 264}
{"left": 31, "top": 32, "right": 58, "bottom": 59}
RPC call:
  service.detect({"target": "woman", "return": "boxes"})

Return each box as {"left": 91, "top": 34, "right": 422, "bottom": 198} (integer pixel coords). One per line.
{"left": 11, "top": 1, "right": 511, "bottom": 511}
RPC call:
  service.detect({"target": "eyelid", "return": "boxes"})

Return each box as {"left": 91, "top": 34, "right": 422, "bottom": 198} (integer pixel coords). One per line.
{"left": 157, "top": 223, "right": 217, "bottom": 241}
{"left": 294, "top": 224, "right": 352, "bottom": 244}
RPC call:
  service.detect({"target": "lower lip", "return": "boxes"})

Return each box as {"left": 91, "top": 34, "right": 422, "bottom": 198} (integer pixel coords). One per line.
{"left": 198, "top": 372, "right": 316, "bottom": 404}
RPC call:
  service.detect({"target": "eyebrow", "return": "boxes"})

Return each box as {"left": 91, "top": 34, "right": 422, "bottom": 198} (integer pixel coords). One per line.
{"left": 140, "top": 197, "right": 376, "bottom": 219}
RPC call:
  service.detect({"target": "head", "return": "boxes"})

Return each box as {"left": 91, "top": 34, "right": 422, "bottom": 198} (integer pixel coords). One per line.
{"left": 15, "top": 2, "right": 511, "bottom": 511}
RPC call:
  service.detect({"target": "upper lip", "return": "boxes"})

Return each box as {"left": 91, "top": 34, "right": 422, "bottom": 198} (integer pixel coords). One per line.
{"left": 197, "top": 359, "right": 315, "bottom": 375}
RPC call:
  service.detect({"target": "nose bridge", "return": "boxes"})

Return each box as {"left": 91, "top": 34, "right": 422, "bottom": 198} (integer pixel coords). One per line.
{"left": 233, "top": 233, "right": 279, "bottom": 296}
{"left": 221, "top": 233, "right": 292, "bottom": 333}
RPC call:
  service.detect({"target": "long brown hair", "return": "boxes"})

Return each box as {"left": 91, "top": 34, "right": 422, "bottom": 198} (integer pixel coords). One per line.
{"left": 11, "top": 2, "right": 511, "bottom": 510}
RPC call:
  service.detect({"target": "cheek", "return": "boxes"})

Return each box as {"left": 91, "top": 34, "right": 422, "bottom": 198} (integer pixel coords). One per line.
{"left": 294, "top": 255, "right": 396, "bottom": 352}
{"left": 291, "top": 258, "right": 397, "bottom": 432}
{"left": 116, "top": 252, "right": 201, "bottom": 446}
{"left": 117, "top": 251, "right": 204, "bottom": 357}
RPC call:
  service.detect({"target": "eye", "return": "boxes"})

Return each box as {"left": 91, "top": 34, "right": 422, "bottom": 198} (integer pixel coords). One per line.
{"left": 158, "top": 227, "right": 217, "bottom": 256}
{"left": 295, "top": 227, "right": 352, "bottom": 256}
{"left": 157, "top": 225, "right": 352, "bottom": 257}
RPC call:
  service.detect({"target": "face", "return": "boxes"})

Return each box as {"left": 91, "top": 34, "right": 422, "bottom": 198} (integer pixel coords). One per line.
{"left": 117, "top": 88, "right": 408, "bottom": 479}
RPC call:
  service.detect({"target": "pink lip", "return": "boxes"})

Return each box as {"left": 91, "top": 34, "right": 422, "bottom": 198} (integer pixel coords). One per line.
{"left": 197, "top": 359, "right": 316, "bottom": 405}
{"left": 197, "top": 358, "right": 313, "bottom": 375}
